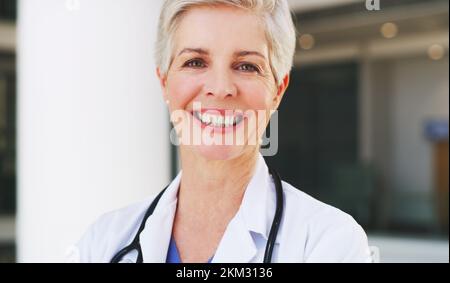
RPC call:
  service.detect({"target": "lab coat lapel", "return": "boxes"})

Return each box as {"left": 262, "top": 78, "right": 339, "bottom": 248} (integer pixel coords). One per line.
{"left": 139, "top": 173, "right": 182, "bottom": 263}
{"left": 212, "top": 154, "right": 277, "bottom": 263}
{"left": 211, "top": 211, "right": 258, "bottom": 263}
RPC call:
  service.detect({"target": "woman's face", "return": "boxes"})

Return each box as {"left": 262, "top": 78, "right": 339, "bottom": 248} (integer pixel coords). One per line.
{"left": 158, "top": 5, "right": 288, "bottom": 161}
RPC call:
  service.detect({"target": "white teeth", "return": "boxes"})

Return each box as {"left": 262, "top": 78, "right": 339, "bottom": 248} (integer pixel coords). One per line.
{"left": 224, "top": 116, "right": 232, "bottom": 126}
{"left": 194, "top": 111, "right": 243, "bottom": 128}
{"left": 203, "top": 115, "right": 211, "bottom": 124}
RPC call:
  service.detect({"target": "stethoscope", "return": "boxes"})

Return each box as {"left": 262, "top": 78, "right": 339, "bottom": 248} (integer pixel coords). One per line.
{"left": 110, "top": 166, "right": 284, "bottom": 263}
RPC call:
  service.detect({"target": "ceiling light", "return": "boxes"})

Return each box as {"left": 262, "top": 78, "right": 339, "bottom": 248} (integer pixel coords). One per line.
{"left": 428, "top": 44, "right": 445, "bottom": 61}
{"left": 381, "top": 22, "right": 398, "bottom": 39}
{"left": 298, "top": 34, "right": 315, "bottom": 50}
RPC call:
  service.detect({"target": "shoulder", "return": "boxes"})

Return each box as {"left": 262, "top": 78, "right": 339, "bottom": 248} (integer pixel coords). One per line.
{"left": 66, "top": 194, "right": 158, "bottom": 263}
{"left": 281, "top": 181, "right": 372, "bottom": 263}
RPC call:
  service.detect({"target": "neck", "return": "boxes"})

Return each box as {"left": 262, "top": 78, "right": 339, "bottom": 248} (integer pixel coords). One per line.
{"left": 177, "top": 147, "right": 259, "bottom": 213}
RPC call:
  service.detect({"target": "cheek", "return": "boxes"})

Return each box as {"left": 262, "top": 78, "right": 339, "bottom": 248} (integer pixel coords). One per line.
{"left": 239, "top": 81, "right": 276, "bottom": 134}
{"left": 167, "top": 74, "right": 202, "bottom": 110}
{"left": 239, "top": 80, "right": 275, "bottom": 111}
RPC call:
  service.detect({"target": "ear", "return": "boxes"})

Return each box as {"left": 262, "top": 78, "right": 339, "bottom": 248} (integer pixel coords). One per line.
{"left": 156, "top": 67, "right": 168, "bottom": 97}
{"left": 272, "top": 74, "right": 290, "bottom": 110}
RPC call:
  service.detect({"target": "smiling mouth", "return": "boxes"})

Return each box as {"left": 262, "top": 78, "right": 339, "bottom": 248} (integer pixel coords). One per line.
{"left": 192, "top": 110, "right": 244, "bottom": 128}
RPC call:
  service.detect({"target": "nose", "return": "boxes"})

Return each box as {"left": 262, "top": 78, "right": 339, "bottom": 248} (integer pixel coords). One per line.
{"left": 203, "top": 67, "right": 237, "bottom": 99}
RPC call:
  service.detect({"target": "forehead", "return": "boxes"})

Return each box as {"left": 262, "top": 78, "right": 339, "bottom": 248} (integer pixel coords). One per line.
{"left": 173, "top": 5, "right": 269, "bottom": 56}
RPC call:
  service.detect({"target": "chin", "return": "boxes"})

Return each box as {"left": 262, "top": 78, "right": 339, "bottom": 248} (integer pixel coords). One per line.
{"left": 194, "top": 144, "right": 245, "bottom": 161}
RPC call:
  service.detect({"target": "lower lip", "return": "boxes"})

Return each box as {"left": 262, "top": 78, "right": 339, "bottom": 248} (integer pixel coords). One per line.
{"left": 191, "top": 112, "right": 245, "bottom": 134}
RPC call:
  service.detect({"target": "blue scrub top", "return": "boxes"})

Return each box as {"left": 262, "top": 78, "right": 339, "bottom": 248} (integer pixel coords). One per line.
{"left": 166, "top": 236, "right": 214, "bottom": 263}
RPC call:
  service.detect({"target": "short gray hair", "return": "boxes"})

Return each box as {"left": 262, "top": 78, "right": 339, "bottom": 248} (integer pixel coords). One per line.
{"left": 155, "top": 0, "right": 297, "bottom": 84}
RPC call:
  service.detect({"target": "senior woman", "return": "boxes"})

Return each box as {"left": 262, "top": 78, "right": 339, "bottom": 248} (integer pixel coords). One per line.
{"left": 71, "top": 0, "right": 372, "bottom": 263}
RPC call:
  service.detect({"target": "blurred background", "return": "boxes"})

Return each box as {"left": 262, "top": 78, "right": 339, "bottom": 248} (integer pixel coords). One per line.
{"left": 0, "top": 0, "right": 448, "bottom": 262}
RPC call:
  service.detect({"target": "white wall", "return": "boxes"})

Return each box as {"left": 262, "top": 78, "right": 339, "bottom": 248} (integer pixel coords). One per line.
{"left": 369, "top": 54, "right": 449, "bottom": 227}
{"left": 17, "top": 0, "right": 168, "bottom": 262}
{"left": 368, "top": 235, "right": 449, "bottom": 263}
{"left": 372, "top": 55, "right": 449, "bottom": 194}
{"left": 391, "top": 56, "right": 449, "bottom": 193}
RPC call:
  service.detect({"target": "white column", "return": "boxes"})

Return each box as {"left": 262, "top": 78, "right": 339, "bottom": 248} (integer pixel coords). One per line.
{"left": 17, "top": 0, "right": 168, "bottom": 262}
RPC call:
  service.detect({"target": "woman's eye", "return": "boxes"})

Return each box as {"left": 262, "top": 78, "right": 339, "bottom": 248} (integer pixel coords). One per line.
{"left": 237, "top": 63, "right": 259, "bottom": 73}
{"left": 183, "top": 59, "right": 205, "bottom": 68}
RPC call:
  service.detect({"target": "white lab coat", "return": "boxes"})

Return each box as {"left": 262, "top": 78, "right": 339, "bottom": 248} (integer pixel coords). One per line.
{"left": 68, "top": 154, "right": 372, "bottom": 263}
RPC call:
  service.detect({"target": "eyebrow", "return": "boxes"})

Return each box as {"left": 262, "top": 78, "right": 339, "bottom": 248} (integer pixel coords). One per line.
{"left": 178, "top": 48, "right": 209, "bottom": 56}
{"left": 235, "top": 50, "right": 266, "bottom": 60}
{"left": 177, "top": 48, "right": 266, "bottom": 60}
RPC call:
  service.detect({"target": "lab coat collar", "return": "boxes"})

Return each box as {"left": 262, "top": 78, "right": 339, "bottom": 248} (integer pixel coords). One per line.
{"left": 240, "top": 153, "right": 278, "bottom": 243}
{"left": 214, "top": 153, "right": 281, "bottom": 262}
{"left": 139, "top": 173, "right": 181, "bottom": 263}
{"left": 139, "top": 153, "right": 276, "bottom": 263}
